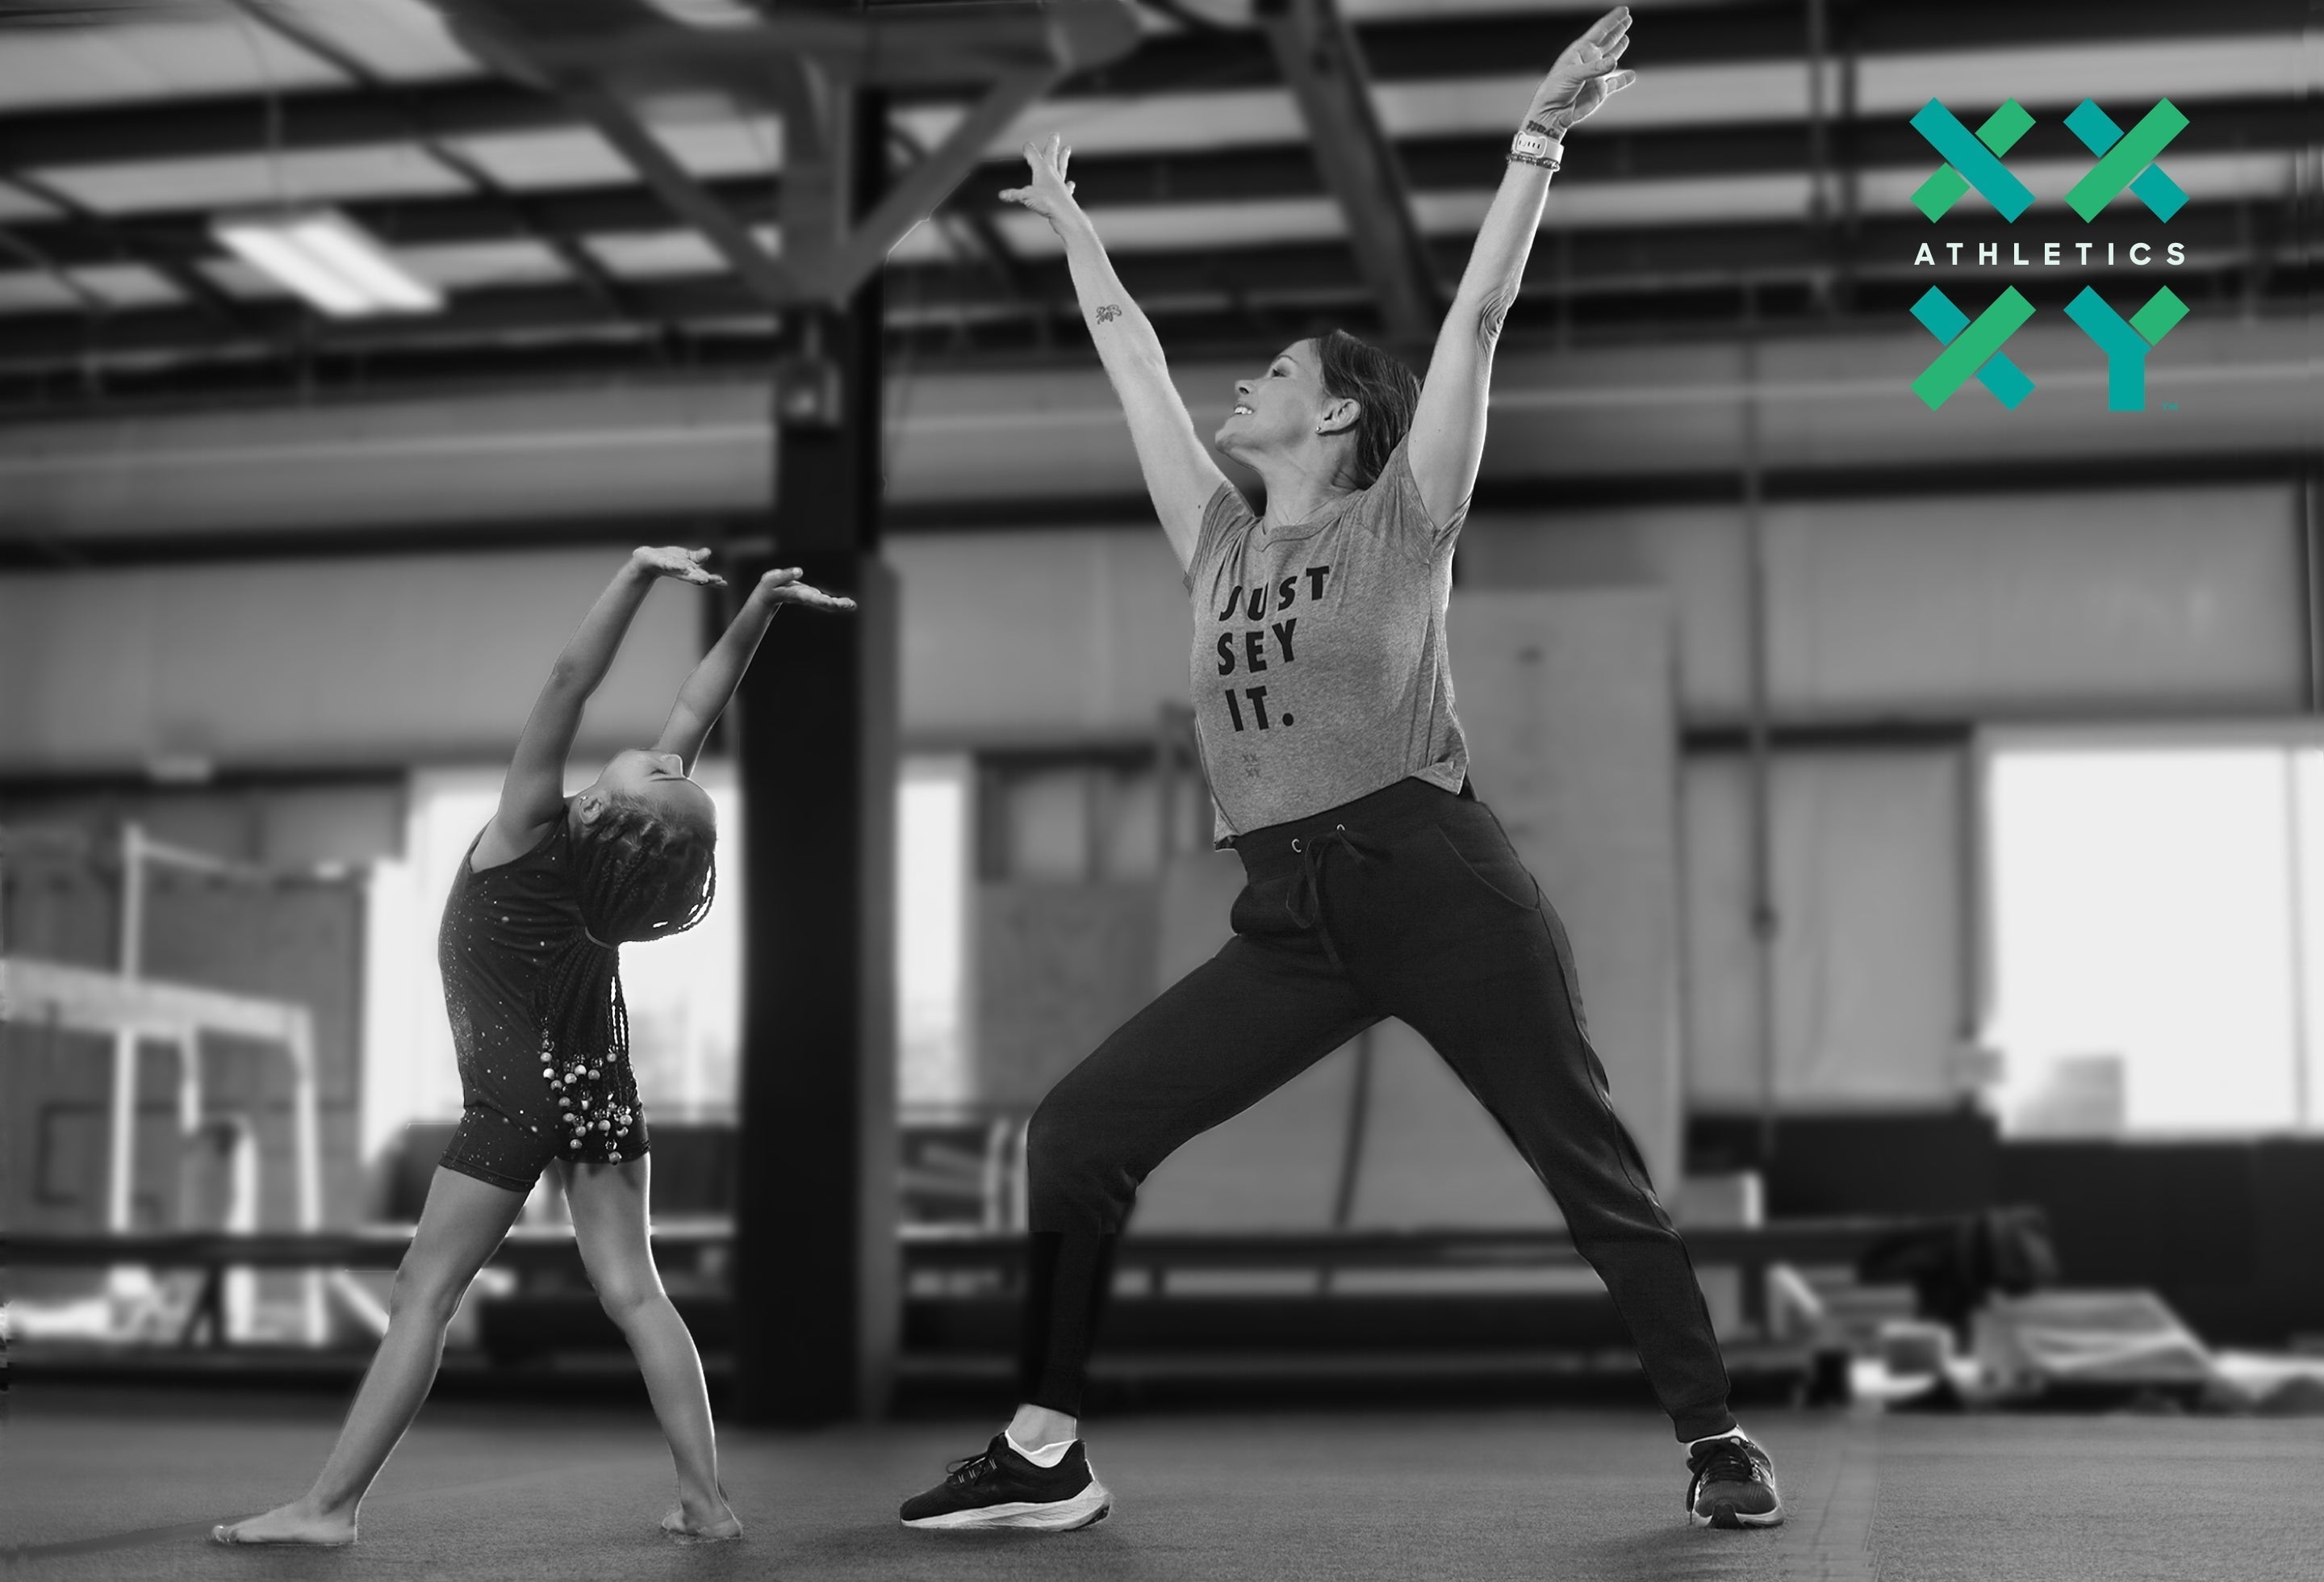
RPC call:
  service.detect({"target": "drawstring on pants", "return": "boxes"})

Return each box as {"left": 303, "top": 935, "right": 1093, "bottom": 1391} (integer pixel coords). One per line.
{"left": 1283, "top": 822, "right": 1386, "bottom": 970}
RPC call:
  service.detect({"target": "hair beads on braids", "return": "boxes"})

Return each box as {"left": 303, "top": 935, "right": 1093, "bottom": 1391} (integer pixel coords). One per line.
{"left": 537, "top": 797, "right": 717, "bottom": 1164}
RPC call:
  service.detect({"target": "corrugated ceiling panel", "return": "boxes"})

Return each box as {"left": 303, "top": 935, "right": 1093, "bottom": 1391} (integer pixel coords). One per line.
{"left": 437, "top": 127, "right": 633, "bottom": 191}
{"left": 0, "top": 181, "right": 58, "bottom": 220}
{"left": 913, "top": 33, "right": 2314, "bottom": 160}
{"left": 971, "top": 144, "right": 2297, "bottom": 257}
{"left": 395, "top": 239, "right": 569, "bottom": 291}
{"left": 0, "top": 262, "right": 179, "bottom": 315}
{"left": 995, "top": 195, "right": 1344, "bottom": 256}
{"left": 0, "top": 273, "right": 81, "bottom": 315}
{"left": 33, "top": 143, "right": 470, "bottom": 215}
{"left": 0, "top": 16, "right": 341, "bottom": 112}
{"left": 585, "top": 230, "right": 728, "bottom": 279}
{"left": 1858, "top": 35, "right": 2323, "bottom": 111}
{"left": 448, "top": 115, "right": 781, "bottom": 192}
{"left": 69, "top": 261, "right": 180, "bottom": 308}
{"left": 272, "top": 0, "right": 484, "bottom": 82}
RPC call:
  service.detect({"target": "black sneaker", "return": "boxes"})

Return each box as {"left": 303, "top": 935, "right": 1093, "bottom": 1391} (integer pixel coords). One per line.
{"left": 899, "top": 1434, "right": 1113, "bottom": 1532}
{"left": 1686, "top": 1433, "right": 1784, "bottom": 1529}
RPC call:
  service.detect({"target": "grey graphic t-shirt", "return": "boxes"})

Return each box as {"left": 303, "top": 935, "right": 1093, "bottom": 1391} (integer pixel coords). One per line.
{"left": 1186, "top": 437, "right": 1469, "bottom": 843}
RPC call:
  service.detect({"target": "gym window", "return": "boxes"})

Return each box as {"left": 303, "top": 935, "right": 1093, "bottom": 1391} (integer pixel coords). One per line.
{"left": 1981, "top": 729, "right": 2324, "bottom": 1138}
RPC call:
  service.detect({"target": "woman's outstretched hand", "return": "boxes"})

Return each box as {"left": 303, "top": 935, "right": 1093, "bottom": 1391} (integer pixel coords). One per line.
{"left": 754, "top": 567, "right": 857, "bottom": 613}
{"left": 1528, "top": 6, "right": 1637, "bottom": 135}
{"left": 631, "top": 546, "right": 726, "bottom": 586}
{"left": 999, "top": 134, "right": 1082, "bottom": 237}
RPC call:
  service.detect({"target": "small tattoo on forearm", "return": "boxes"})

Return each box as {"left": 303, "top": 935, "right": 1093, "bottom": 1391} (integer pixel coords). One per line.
{"left": 1094, "top": 303, "right": 1122, "bottom": 324}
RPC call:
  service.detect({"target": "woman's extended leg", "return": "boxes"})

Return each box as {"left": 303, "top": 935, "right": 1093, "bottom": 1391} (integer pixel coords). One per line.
{"left": 211, "top": 1167, "right": 527, "bottom": 1545}
{"left": 1355, "top": 808, "right": 1737, "bottom": 1443}
{"left": 901, "top": 931, "right": 1373, "bottom": 1530}
{"left": 562, "top": 1154, "right": 740, "bottom": 1542}
{"left": 1015, "top": 932, "right": 1376, "bottom": 1422}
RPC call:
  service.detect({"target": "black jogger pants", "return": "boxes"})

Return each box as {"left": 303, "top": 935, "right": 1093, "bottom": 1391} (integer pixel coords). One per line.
{"left": 1017, "top": 775, "right": 1737, "bottom": 1443}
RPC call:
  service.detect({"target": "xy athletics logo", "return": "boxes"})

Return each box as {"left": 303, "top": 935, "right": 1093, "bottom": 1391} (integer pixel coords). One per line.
{"left": 1908, "top": 95, "right": 2190, "bottom": 411}
{"left": 1910, "top": 98, "right": 2036, "bottom": 222}
{"left": 1912, "top": 283, "right": 2186, "bottom": 412}
{"left": 2063, "top": 98, "right": 2188, "bottom": 221}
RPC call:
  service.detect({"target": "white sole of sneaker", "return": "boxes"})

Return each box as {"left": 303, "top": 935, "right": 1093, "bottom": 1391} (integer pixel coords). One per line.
{"left": 1691, "top": 1499, "right": 1784, "bottom": 1530}
{"left": 901, "top": 1479, "right": 1113, "bottom": 1533}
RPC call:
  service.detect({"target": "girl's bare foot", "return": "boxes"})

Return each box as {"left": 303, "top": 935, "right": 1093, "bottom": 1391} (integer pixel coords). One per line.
{"left": 211, "top": 1500, "right": 357, "bottom": 1546}
{"left": 661, "top": 1502, "right": 742, "bottom": 1543}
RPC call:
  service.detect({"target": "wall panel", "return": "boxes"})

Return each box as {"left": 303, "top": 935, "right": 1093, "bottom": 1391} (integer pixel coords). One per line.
{"left": 0, "top": 549, "right": 701, "bottom": 772}
{"left": 885, "top": 529, "right": 1191, "bottom": 743}
{"left": 1683, "top": 749, "right": 1967, "bottom": 1108}
{"left": 1461, "top": 482, "right": 2301, "bottom": 718}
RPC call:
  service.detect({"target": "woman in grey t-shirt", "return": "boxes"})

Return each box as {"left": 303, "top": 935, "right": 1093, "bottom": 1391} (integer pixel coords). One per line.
{"left": 901, "top": 5, "right": 1782, "bottom": 1537}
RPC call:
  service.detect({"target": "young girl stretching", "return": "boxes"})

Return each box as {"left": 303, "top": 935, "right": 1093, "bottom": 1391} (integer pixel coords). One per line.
{"left": 215, "top": 547, "right": 854, "bottom": 1547}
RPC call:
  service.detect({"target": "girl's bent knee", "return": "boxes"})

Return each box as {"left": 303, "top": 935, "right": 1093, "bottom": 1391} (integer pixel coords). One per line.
{"left": 387, "top": 1271, "right": 466, "bottom": 1328}
{"left": 596, "top": 1280, "right": 663, "bottom": 1329}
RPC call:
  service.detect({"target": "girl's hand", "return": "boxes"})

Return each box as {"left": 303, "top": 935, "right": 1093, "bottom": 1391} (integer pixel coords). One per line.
{"left": 631, "top": 546, "right": 725, "bottom": 586}
{"left": 998, "top": 134, "right": 1083, "bottom": 237}
{"left": 754, "top": 567, "right": 857, "bottom": 613}
{"left": 1527, "top": 6, "right": 1636, "bottom": 136}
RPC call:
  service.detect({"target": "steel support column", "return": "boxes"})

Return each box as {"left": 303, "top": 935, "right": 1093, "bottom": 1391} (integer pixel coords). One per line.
{"left": 732, "top": 86, "right": 899, "bottom": 1426}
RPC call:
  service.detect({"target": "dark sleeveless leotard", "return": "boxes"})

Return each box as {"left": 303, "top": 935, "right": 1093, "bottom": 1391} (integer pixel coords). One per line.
{"left": 437, "top": 819, "right": 648, "bottom": 1192}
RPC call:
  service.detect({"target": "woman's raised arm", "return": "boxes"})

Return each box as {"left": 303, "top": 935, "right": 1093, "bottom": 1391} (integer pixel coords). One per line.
{"left": 1407, "top": 7, "right": 1636, "bottom": 529}
{"left": 1003, "top": 136, "right": 1228, "bottom": 571}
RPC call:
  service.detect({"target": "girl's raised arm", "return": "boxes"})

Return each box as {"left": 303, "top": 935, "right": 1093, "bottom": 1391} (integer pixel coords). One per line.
{"left": 484, "top": 546, "right": 724, "bottom": 855}
{"left": 652, "top": 567, "right": 856, "bottom": 772}
{"left": 1003, "top": 136, "right": 1229, "bottom": 571}
{"left": 1406, "top": 6, "right": 1636, "bottom": 529}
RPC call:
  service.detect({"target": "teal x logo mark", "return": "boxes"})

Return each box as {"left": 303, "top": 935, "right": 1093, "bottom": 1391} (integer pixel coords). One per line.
{"left": 2064, "top": 98, "right": 2188, "bottom": 221}
{"left": 1911, "top": 287, "right": 2034, "bottom": 410}
{"left": 2065, "top": 286, "right": 2188, "bottom": 410}
{"left": 1912, "top": 99, "right": 2034, "bottom": 221}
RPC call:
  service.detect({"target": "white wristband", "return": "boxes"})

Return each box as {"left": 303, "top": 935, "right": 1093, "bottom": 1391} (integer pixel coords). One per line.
{"left": 1509, "top": 127, "right": 1565, "bottom": 170}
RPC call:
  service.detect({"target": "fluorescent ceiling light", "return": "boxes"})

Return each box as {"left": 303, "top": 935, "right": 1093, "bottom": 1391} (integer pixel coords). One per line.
{"left": 211, "top": 208, "right": 442, "bottom": 318}
{"left": 640, "top": 0, "right": 760, "bottom": 29}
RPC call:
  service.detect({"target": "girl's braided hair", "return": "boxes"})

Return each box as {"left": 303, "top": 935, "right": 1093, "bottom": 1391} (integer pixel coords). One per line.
{"left": 572, "top": 795, "right": 717, "bottom": 947}
{"left": 537, "top": 797, "right": 717, "bottom": 1091}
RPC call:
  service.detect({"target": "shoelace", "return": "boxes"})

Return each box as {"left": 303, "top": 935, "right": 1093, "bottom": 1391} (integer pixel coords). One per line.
{"left": 1684, "top": 1438, "right": 1763, "bottom": 1507}
{"left": 945, "top": 1449, "right": 998, "bottom": 1488}
{"left": 1283, "top": 823, "right": 1385, "bottom": 969}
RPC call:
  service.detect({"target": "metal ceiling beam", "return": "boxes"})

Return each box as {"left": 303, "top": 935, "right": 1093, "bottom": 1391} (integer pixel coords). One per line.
{"left": 1255, "top": 0, "right": 1434, "bottom": 345}
{"left": 0, "top": 79, "right": 556, "bottom": 171}
{"left": 5, "top": 92, "right": 2307, "bottom": 272}
{"left": 12, "top": 445, "right": 2309, "bottom": 568}
{"left": 0, "top": 0, "right": 2296, "bottom": 174}
{"left": 0, "top": 278, "right": 763, "bottom": 370}
{"left": 429, "top": 1, "right": 1135, "bottom": 308}
{"left": 0, "top": 223, "right": 2306, "bottom": 375}
{"left": 888, "top": 124, "right": 1039, "bottom": 308}
{"left": 3, "top": 92, "right": 2306, "bottom": 284}
{"left": 816, "top": 65, "right": 1060, "bottom": 300}
{"left": 552, "top": 77, "right": 805, "bottom": 308}
{"left": 2, "top": 216, "right": 2307, "bottom": 382}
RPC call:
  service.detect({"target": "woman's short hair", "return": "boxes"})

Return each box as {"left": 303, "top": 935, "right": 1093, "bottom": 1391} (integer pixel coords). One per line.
{"left": 1318, "top": 328, "right": 1422, "bottom": 491}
